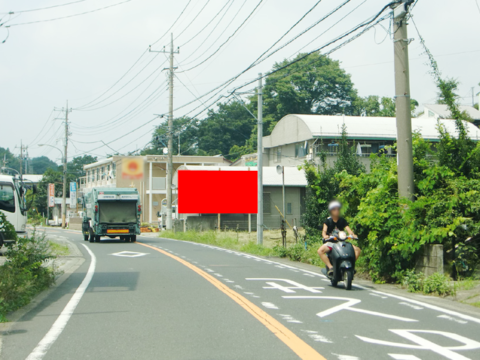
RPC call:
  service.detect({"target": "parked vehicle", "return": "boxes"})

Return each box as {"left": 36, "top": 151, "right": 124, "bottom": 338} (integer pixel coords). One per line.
{"left": 81, "top": 187, "right": 141, "bottom": 243}
{"left": 321, "top": 231, "right": 357, "bottom": 290}
{"left": 0, "top": 172, "right": 32, "bottom": 247}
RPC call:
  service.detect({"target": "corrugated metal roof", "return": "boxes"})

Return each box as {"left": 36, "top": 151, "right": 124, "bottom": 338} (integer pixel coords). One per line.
{"left": 173, "top": 166, "right": 307, "bottom": 187}
{"left": 291, "top": 114, "right": 480, "bottom": 140}
{"left": 424, "top": 104, "right": 480, "bottom": 120}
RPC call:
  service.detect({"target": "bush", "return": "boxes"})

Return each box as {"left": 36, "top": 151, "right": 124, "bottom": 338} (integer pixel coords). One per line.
{"left": 0, "top": 212, "right": 17, "bottom": 241}
{"left": 0, "top": 231, "right": 56, "bottom": 321}
{"left": 423, "top": 273, "right": 455, "bottom": 297}
{"left": 401, "top": 270, "right": 455, "bottom": 297}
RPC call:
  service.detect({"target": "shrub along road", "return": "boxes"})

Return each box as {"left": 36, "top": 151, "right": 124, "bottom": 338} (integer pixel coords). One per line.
{"left": 2, "top": 228, "right": 480, "bottom": 360}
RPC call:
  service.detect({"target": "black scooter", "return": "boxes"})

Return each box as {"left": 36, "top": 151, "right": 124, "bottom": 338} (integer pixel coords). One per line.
{"left": 320, "top": 231, "right": 357, "bottom": 290}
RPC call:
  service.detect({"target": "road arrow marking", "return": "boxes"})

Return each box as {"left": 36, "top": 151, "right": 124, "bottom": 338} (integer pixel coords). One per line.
{"left": 110, "top": 251, "right": 148, "bottom": 258}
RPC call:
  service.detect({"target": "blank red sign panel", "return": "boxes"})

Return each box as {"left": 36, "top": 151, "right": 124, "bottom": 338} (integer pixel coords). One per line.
{"left": 178, "top": 170, "right": 257, "bottom": 214}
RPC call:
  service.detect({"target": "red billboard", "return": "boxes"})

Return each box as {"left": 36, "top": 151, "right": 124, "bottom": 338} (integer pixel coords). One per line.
{"left": 178, "top": 170, "right": 257, "bottom": 214}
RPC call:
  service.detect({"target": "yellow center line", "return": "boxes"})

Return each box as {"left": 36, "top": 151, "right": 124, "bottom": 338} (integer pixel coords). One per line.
{"left": 137, "top": 241, "right": 326, "bottom": 360}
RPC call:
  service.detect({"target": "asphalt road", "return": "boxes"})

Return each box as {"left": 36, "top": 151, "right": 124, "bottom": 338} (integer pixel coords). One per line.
{"left": 2, "top": 229, "right": 480, "bottom": 360}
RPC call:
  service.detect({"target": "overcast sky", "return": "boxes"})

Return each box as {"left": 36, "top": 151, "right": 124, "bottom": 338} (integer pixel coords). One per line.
{"left": 1, "top": 0, "right": 479, "bottom": 163}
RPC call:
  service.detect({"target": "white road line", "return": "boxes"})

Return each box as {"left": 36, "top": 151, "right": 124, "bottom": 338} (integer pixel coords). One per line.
{"left": 159, "top": 237, "right": 480, "bottom": 325}
{"left": 399, "top": 302, "right": 423, "bottom": 310}
{"left": 261, "top": 302, "right": 279, "bottom": 309}
{"left": 438, "top": 315, "right": 468, "bottom": 324}
{"left": 26, "top": 244, "right": 96, "bottom": 360}
{"left": 389, "top": 355, "right": 421, "bottom": 360}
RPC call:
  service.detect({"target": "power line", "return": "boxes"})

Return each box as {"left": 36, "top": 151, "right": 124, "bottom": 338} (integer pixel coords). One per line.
{"left": 6, "top": 0, "right": 133, "bottom": 27}
{"left": 179, "top": 0, "right": 234, "bottom": 47}
{"left": 476, "top": 0, "right": 480, "bottom": 14}
{"left": 2, "top": 0, "right": 87, "bottom": 14}
{"left": 150, "top": 0, "right": 192, "bottom": 47}
{"left": 174, "top": 0, "right": 211, "bottom": 41}
{"left": 75, "top": 49, "right": 149, "bottom": 109}
{"left": 179, "top": 0, "right": 238, "bottom": 64}
{"left": 179, "top": 0, "right": 264, "bottom": 72}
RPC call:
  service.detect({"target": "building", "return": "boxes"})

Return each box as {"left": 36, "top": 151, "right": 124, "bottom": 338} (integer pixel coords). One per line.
{"left": 81, "top": 155, "right": 231, "bottom": 223}
{"left": 419, "top": 104, "right": 480, "bottom": 126}
{"left": 173, "top": 165, "right": 307, "bottom": 231}
{"left": 262, "top": 114, "right": 480, "bottom": 169}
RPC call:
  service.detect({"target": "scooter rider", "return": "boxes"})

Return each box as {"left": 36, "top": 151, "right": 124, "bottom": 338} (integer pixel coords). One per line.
{"left": 317, "top": 201, "right": 361, "bottom": 277}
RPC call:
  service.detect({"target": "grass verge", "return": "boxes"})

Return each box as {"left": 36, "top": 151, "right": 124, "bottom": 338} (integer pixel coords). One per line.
{"left": 161, "top": 230, "right": 326, "bottom": 268}
{"left": 0, "top": 232, "right": 56, "bottom": 322}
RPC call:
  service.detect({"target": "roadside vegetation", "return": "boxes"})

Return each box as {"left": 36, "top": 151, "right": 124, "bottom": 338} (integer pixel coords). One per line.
{"left": 0, "top": 216, "right": 57, "bottom": 322}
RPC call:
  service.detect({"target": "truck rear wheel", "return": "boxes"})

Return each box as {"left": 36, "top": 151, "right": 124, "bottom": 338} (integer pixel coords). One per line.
{"left": 84, "top": 235, "right": 89, "bottom": 241}
{"left": 131, "top": 235, "right": 136, "bottom": 242}
{"left": 95, "top": 236, "right": 101, "bottom": 243}
{"left": 89, "top": 228, "right": 95, "bottom": 243}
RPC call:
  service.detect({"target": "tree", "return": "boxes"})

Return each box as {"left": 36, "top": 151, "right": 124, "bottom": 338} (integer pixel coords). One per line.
{"left": 30, "top": 156, "right": 58, "bottom": 174}
{"left": 353, "top": 96, "right": 418, "bottom": 117}
{"left": 32, "top": 168, "right": 63, "bottom": 216}
{"left": 0, "top": 147, "right": 20, "bottom": 172}
{"left": 65, "top": 155, "right": 97, "bottom": 179}
{"left": 262, "top": 52, "right": 358, "bottom": 132}
{"left": 197, "top": 101, "right": 255, "bottom": 156}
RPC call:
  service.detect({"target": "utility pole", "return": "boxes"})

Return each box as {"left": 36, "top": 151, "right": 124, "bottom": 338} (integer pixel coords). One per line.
{"left": 257, "top": 73, "right": 263, "bottom": 245}
{"left": 54, "top": 101, "right": 72, "bottom": 229}
{"left": 18, "top": 141, "right": 23, "bottom": 178}
{"left": 393, "top": 1, "right": 414, "bottom": 200}
{"left": 472, "top": 87, "right": 475, "bottom": 107}
{"left": 150, "top": 33, "right": 179, "bottom": 230}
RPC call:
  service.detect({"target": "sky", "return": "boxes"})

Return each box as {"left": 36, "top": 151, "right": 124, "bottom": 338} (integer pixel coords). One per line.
{"left": 1, "top": 0, "right": 479, "bottom": 164}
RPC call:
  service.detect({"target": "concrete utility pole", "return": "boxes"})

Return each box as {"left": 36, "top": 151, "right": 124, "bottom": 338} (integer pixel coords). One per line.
{"left": 150, "top": 33, "right": 179, "bottom": 230}
{"left": 393, "top": 1, "right": 414, "bottom": 200}
{"left": 62, "top": 101, "right": 70, "bottom": 229}
{"left": 257, "top": 73, "right": 263, "bottom": 245}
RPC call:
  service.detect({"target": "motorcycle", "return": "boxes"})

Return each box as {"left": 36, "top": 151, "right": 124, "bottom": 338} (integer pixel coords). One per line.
{"left": 320, "top": 231, "right": 357, "bottom": 290}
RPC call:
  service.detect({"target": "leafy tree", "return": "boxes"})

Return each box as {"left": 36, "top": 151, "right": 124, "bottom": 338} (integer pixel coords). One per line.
{"left": 32, "top": 168, "right": 65, "bottom": 216}
{"left": 197, "top": 101, "right": 255, "bottom": 156}
{"left": 302, "top": 124, "right": 365, "bottom": 236}
{"left": 29, "top": 156, "right": 58, "bottom": 174}
{"left": 262, "top": 52, "right": 358, "bottom": 132}
{"left": 65, "top": 155, "right": 97, "bottom": 179}
{"left": 0, "top": 147, "right": 20, "bottom": 172}
{"left": 353, "top": 96, "right": 418, "bottom": 117}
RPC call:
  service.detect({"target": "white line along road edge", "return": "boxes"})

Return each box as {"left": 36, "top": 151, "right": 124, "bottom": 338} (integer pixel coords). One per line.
{"left": 26, "top": 244, "right": 96, "bottom": 360}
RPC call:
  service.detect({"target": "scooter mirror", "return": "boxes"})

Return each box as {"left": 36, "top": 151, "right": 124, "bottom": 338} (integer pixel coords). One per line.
{"left": 339, "top": 231, "right": 347, "bottom": 240}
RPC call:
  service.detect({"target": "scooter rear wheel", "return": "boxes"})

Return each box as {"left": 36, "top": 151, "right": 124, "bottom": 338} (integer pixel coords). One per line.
{"left": 344, "top": 269, "right": 353, "bottom": 290}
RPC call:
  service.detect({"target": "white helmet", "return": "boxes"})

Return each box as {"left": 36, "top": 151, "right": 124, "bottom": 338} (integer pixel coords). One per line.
{"left": 328, "top": 201, "right": 342, "bottom": 211}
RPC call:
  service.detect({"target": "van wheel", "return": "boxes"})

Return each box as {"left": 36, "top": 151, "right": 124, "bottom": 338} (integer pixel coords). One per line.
{"left": 344, "top": 269, "right": 353, "bottom": 290}
{"left": 89, "top": 229, "right": 95, "bottom": 243}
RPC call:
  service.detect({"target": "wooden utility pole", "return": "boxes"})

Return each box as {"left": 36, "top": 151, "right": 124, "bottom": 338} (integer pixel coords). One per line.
{"left": 257, "top": 73, "right": 263, "bottom": 245}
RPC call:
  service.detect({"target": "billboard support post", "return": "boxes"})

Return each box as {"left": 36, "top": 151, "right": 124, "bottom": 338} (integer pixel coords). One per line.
{"left": 257, "top": 73, "right": 263, "bottom": 245}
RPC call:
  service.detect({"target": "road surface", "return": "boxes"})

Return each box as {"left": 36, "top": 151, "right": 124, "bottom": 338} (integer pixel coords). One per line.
{"left": 2, "top": 228, "right": 480, "bottom": 360}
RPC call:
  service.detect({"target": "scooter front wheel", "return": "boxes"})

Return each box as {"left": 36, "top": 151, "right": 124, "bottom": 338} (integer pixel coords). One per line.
{"left": 344, "top": 269, "right": 353, "bottom": 290}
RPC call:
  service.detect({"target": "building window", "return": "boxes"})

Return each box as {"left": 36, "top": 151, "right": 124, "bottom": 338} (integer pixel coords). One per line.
{"left": 112, "top": 162, "right": 116, "bottom": 178}
{"left": 360, "top": 144, "right": 372, "bottom": 155}
{"left": 275, "top": 148, "right": 282, "bottom": 163}
{"left": 295, "top": 142, "right": 308, "bottom": 158}
{"left": 263, "top": 193, "right": 271, "bottom": 214}
{"left": 287, "top": 203, "right": 292, "bottom": 215}
{"left": 101, "top": 166, "right": 105, "bottom": 180}
{"left": 96, "top": 168, "right": 99, "bottom": 181}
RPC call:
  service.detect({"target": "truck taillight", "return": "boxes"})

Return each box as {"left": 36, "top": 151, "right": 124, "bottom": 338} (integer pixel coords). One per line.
{"left": 95, "top": 205, "right": 98, "bottom": 212}
{"left": 138, "top": 205, "right": 142, "bottom": 213}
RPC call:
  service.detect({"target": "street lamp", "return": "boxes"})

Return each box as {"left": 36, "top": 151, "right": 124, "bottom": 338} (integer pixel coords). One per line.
{"left": 39, "top": 144, "right": 67, "bottom": 229}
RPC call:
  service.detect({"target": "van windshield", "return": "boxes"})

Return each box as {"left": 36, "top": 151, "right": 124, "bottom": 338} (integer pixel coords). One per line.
{"left": 0, "top": 183, "right": 15, "bottom": 213}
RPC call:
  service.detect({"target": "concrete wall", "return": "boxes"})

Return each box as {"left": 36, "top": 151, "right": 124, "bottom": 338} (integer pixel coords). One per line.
{"left": 416, "top": 244, "right": 444, "bottom": 276}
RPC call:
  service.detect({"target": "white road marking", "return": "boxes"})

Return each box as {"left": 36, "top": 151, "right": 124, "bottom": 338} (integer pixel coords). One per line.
{"left": 244, "top": 292, "right": 254, "bottom": 295}
{"left": 389, "top": 355, "right": 422, "bottom": 360}
{"left": 213, "top": 273, "right": 223, "bottom": 277}
{"left": 279, "top": 314, "right": 303, "bottom": 324}
{"left": 332, "top": 354, "right": 359, "bottom": 360}
{"left": 234, "top": 285, "right": 243, "bottom": 290}
{"left": 357, "top": 329, "right": 480, "bottom": 360}
{"left": 284, "top": 296, "right": 417, "bottom": 322}
{"left": 160, "top": 237, "right": 480, "bottom": 325}
{"left": 303, "top": 273, "right": 315, "bottom": 277}
{"left": 301, "top": 330, "right": 333, "bottom": 343}
{"left": 438, "top": 315, "right": 468, "bottom": 324}
{"left": 110, "top": 251, "right": 148, "bottom": 258}
{"left": 261, "top": 302, "right": 279, "bottom": 309}
{"left": 399, "top": 302, "right": 423, "bottom": 310}
{"left": 370, "top": 293, "right": 388, "bottom": 299}
{"left": 26, "top": 244, "right": 96, "bottom": 360}
{"left": 247, "top": 278, "right": 323, "bottom": 293}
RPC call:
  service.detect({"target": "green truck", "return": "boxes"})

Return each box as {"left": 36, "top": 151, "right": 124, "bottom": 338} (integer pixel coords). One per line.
{"left": 82, "top": 187, "right": 141, "bottom": 243}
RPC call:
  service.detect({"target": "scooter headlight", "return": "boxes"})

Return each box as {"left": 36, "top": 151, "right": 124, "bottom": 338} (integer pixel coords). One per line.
{"left": 339, "top": 231, "right": 347, "bottom": 240}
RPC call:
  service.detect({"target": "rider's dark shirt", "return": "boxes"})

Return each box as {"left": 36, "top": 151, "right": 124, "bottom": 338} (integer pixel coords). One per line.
{"left": 323, "top": 217, "right": 348, "bottom": 235}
